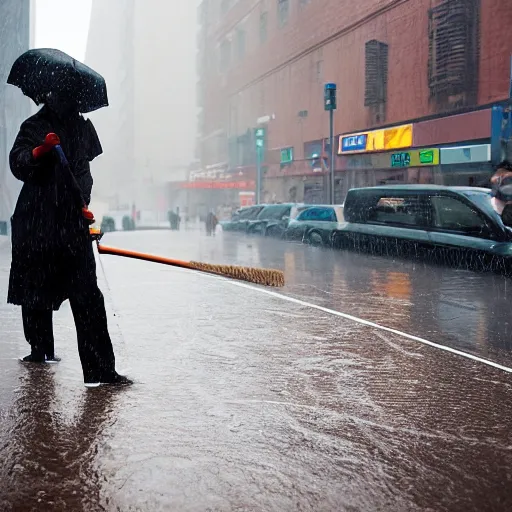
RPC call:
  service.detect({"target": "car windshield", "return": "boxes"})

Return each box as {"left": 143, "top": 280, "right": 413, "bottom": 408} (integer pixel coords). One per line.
{"left": 297, "top": 207, "right": 335, "bottom": 221}
{"left": 238, "top": 208, "right": 256, "bottom": 220}
{"left": 462, "top": 189, "right": 512, "bottom": 236}
{"left": 461, "top": 190, "right": 501, "bottom": 220}
{"left": 258, "top": 205, "right": 291, "bottom": 220}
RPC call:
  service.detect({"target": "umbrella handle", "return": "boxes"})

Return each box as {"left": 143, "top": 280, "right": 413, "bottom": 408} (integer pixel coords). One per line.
{"left": 52, "top": 144, "right": 87, "bottom": 209}
{"left": 54, "top": 145, "right": 69, "bottom": 166}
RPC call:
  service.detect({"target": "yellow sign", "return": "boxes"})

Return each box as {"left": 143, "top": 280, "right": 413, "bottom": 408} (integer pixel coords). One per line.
{"left": 390, "top": 148, "right": 439, "bottom": 168}
{"left": 339, "top": 124, "right": 413, "bottom": 154}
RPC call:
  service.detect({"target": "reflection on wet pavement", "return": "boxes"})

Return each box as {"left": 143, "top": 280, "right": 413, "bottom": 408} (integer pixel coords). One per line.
{"left": 0, "top": 231, "right": 511, "bottom": 511}
{"left": 111, "top": 230, "right": 512, "bottom": 367}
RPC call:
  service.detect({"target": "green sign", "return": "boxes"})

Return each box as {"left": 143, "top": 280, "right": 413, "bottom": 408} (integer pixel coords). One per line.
{"left": 391, "top": 152, "right": 411, "bottom": 168}
{"left": 390, "top": 148, "right": 439, "bottom": 168}
{"left": 280, "top": 147, "right": 293, "bottom": 164}
{"left": 419, "top": 149, "right": 434, "bottom": 164}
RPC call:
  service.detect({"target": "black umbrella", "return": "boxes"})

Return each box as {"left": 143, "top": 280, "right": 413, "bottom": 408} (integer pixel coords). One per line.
{"left": 7, "top": 48, "right": 108, "bottom": 113}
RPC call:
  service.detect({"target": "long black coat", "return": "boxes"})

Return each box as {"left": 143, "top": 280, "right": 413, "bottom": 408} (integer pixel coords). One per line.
{"left": 8, "top": 106, "right": 103, "bottom": 311}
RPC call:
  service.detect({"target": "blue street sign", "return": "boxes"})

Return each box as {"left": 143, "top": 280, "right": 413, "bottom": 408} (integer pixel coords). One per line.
{"left": 341, "top": 134, "right": 368, "bottom": 152}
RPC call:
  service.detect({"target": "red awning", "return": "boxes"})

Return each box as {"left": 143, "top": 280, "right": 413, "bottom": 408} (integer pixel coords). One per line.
{"left": 180, "top": 180, "right": 256, "bottom": 190}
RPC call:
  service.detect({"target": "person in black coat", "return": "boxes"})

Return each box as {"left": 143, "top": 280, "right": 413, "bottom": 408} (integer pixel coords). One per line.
{"left": 8, "top": 95, "right": 131, "bottom": 387}
{"left": 205, "top": 211, "right": 218, "bottom": 236}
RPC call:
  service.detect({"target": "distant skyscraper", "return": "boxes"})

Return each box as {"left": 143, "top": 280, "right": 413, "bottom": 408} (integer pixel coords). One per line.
{"left": 86, "top": 0, "right": 199, "bottom": 210}
{"left": 85, "top": 0, "right": 135, "bottom": 208}
{"left": 0, "top": 0, "right": 31, "bottom": 234}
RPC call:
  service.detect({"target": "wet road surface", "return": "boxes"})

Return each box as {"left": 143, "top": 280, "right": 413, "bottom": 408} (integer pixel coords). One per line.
{"left": 1, "top": 231, "right": 512, "bottom": 511}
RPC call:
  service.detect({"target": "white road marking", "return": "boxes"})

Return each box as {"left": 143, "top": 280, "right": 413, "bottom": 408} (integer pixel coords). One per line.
{"left": 97, "top": 253, "right": 512, "bottom": 375}
{"left": 228, "top": 280, "right": 512, "bottom": 375}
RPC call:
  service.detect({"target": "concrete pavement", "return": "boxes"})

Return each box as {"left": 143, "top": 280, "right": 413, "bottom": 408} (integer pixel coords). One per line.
{"left": 0, "top": 232, "right": 511, "bottom": 511}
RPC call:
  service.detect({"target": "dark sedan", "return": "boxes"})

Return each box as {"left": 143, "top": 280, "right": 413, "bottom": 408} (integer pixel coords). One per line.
{"left": 332, "top": 185, "right": 512, "bottom": 275}
{"left": 221, "top": 205, "right": 265, "bottom": 232}
{"left": 246, "top": 203, "right": 306, "bottom": 237}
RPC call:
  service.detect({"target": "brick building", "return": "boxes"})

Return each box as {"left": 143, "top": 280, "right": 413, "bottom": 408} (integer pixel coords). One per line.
{"left": 196, "top": 0, "right": 512, "bottom": 205}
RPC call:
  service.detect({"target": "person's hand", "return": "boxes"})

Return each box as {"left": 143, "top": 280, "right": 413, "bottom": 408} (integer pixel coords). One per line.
{"left": 82, "top": 206, "right": 95, "bottom": 225}
{"left": 32, "top": 132, "right": 61, "bottom": 160}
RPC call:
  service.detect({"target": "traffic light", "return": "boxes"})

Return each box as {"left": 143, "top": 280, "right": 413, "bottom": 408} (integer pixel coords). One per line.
{"left": 324, "top": 83, "right": 337, "bottom": 111}
{"left": 254, "top": 127, "right": 265, "bottom": 148}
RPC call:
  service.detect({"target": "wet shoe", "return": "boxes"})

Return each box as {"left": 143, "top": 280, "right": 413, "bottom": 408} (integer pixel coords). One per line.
{"left": 84, "top": 373, "right": 133, "bottom": 388}
{"left": 84, "top": 380, "right": 101, "bottom": 389}
{"left": 45, "top": 355, "right": 61, "bottom": 364}
{"left": 19, "top": 354, "right": 45, "bottom": 363}
{"left": 102, "top": 373, "right": 133, "bottom": 386}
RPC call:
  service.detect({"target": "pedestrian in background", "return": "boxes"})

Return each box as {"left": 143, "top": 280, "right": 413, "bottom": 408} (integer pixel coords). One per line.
{"left": 205, "top": 211, "right": 218, "bottom": 236}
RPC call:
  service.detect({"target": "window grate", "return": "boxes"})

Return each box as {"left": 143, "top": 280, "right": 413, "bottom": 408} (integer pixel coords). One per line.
{"left": 428, "top": 0, "right": 480, "bottom": 108}
{"left": 364, "top": 40, "right": 388, "bottom": 107}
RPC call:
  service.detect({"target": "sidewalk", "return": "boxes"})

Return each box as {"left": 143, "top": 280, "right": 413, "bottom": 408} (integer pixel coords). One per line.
{"left": 0, "top": 238, "right": 23, "bottom": 407}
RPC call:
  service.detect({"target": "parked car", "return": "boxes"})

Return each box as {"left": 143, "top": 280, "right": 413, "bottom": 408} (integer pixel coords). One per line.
{"left": 221, "top": 205, "right": 265, "bottom": 232}
{"left": 331, "top": 185, "right": 512, "bottom": 274}
{"left": 285, "top": 204, "right": 344, "bottom": 246}
{"left": 101, "top": 216, "right": 116, "bottom": 232}
{"left": 246, "top": 203, "right": 306, "bottom": 237}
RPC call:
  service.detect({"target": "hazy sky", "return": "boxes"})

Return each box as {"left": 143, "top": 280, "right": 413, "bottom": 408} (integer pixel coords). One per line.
{"left": 34, "top": 0, "right": 92, "bottom": 61}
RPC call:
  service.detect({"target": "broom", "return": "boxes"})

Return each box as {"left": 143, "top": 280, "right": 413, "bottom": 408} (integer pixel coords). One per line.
{"left": 95, "top": 242, "right": 285, "bottom": 288}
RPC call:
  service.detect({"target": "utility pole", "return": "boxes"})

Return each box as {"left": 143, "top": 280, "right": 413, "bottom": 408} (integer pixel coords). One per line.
{"left": 324, "top": 83, "right": 337, "bottom": 204}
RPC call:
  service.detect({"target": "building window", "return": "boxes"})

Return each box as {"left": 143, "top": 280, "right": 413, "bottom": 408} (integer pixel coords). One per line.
{"left": 260, "top": 11, "right": 268, "bottom": 43}
{"left": 236, "top": 28, "right": 246, "bottom": 60}
{"left": 428, "top": 0, "right": 480, "bottom": 111}
{"left": 278, "top": 0, "right": 289, "bottom": 28}
{"left": 364, "top": 39, "right": 388, "bottom": 124}
{"left": 219, "top": 39, "right": 231, "bottom": 72}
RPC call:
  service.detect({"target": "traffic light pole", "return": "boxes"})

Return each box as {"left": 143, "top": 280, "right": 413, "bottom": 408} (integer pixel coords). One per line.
{"left": 256, "top": 145, "right": 262, "bottom": 204}
{"left": 324, "top": 83, "right": 337, "bottom": 205}
{"left": 329, "top": 108, "right": 335, "bottom": 205}
{"left": 254, "top": 127, "right": 265, "bottom": 204}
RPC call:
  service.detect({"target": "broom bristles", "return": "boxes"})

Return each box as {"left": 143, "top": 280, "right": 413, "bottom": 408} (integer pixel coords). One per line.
{"left": 190, "top": 261, "right": 285, "bottom": 287}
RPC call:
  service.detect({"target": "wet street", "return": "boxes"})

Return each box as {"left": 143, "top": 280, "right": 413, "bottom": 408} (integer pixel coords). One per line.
{"left": 1, "top": 229, "right": 512, "bottom": 511}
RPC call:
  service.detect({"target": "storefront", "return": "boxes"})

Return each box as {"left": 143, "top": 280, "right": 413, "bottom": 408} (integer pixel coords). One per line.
{"left": 175, "top": 173, "right": 256, "bottom": 219}
{"left": 337, "top": 123, "right": 426, "bottom": 200}
{"left": 438, "top": 143, "right": 492, "bottom": 186}
{"left": 336, "top": 109, "right": 493, "bottom": 201}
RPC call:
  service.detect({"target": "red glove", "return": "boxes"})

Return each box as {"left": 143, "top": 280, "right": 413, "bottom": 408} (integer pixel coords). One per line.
{"left": 82, "top": 206, "right": 95, "bottom": 225}
{"left": 32, "top": 133, "right": 61, "bottom": 160}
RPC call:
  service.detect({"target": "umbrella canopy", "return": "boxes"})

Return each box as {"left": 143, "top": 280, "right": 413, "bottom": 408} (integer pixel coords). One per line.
{"left": 7, "top": 48, "right": 108, "bottom": 113}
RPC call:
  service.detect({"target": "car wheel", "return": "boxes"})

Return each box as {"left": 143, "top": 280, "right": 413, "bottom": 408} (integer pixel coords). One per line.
{"left": 306, "top": 230, "right": 325, "bottom": 246}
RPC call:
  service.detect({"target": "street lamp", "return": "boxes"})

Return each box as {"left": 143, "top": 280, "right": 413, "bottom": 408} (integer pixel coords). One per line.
{"left": 324, "top": 83, "right": 337, "bottom": 204}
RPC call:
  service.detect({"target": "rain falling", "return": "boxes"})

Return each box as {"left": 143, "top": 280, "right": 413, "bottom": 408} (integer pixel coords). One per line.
{"left": 1, "top": 0, "right": 512, "bottom": 510}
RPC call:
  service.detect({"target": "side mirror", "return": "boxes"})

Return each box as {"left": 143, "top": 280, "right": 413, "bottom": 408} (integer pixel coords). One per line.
{"left": 282, "top": 215, "right": 290, "bottom": 221}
